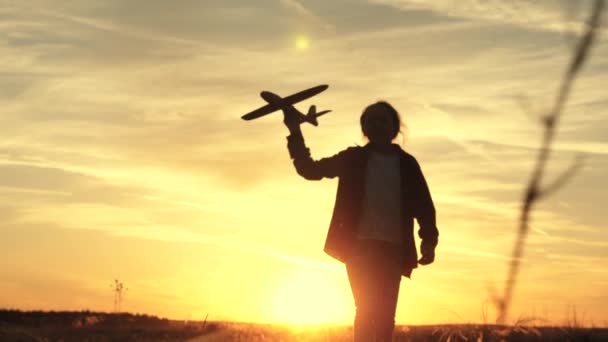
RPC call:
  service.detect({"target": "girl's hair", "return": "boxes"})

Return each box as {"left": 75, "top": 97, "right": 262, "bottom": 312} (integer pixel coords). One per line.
{"left": 360, "top": 101, "right": 408, "bottom": 145}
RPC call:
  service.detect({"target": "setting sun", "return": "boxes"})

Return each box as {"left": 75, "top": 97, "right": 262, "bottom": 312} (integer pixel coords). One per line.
{"left": 267, "top": 271, "right": 351, "bottom": 325}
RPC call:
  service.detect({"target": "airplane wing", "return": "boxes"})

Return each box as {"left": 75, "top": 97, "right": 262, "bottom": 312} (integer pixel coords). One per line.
{"left": 280, "top": 84, "right": 328, "bottom": 106}
{"left": 241, "top": 103, "right": 279, "bottom": 120}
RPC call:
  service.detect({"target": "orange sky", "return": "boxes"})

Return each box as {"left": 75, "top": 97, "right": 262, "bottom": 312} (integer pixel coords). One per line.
{"left": 1, "top": 0, "right": 607, "bottom": 327}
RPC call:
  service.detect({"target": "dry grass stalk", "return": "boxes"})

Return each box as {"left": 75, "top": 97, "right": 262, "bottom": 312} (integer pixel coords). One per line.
{"left": 495, "top": 0, "right": 606, "bottom": 324}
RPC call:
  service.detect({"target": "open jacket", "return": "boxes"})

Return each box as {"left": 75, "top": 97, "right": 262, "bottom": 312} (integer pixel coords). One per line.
{"left": 287, "top": 130, "right": 439, "bottom": 277}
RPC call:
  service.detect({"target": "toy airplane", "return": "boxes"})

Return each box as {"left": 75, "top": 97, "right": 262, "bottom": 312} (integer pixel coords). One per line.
{"left": 241, "top": 84, "right": 331, "bottom": 126}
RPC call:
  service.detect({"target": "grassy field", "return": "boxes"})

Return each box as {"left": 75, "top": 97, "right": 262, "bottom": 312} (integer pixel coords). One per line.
{"left": 1, "top": 310, "right": 607, "bottom": 341}
{"left": 189, "top": 322, "right": 608, "bottom": 342}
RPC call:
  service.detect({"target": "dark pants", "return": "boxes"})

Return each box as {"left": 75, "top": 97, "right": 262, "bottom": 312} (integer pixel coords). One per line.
{"left": 346, "top": 239, "right": 403, "bottom": 342}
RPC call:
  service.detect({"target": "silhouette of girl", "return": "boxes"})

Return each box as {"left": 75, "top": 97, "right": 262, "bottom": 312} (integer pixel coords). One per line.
{"left": 283, "top": 101, "right": 438, "bottom": 341}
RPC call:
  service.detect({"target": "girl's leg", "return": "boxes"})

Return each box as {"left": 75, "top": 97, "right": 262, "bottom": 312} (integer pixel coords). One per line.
{"left": 373, "top": 260, "right": 401, "bottom": 342}
{"left": 346, "top": 252, "right": 375, "bottom": 342}
{"left": 346, "top": 240, "right": 402, "bottom": 342}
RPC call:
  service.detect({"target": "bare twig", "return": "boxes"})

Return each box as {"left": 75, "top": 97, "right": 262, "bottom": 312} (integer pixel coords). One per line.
{"left": 514, "top": 93, "right": 542, "bottom": 123}
{"left": 539, "top": 154, "right": 585, "bottom": 200}
{"left": 496, "top": 0, "right": 605, "bottom": 324}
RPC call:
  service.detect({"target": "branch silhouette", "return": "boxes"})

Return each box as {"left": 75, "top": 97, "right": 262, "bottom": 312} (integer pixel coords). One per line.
{"left": 496, "top": 0, "right": 605, "bottom": 324}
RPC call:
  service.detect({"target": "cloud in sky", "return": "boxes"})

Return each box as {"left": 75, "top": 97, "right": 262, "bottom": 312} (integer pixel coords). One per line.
{"left": 1, "top": 0, "right": 607, "bottom": 325}
{"left": 368, "top": 0, "right": 598, "bottom": 33}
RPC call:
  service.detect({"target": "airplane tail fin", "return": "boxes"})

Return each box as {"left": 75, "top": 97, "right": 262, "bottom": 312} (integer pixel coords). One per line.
{"left": 304, "top": 105, "right": 331, "bottom": 126}
{"left": 307, "top": 105, "right": 317, "bottom": 116}
{"left": 306, "top": 105, "right": 319, "bottom": 126}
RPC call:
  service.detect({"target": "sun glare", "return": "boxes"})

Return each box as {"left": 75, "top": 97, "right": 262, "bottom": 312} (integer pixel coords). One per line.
{"left": 295, "top": 35, "right": 310, "bottom": 51}
{"left": 268, "top": 271, "right": 351, "bottom": 325}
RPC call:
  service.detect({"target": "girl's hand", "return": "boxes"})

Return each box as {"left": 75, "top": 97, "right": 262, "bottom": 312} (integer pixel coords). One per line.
{"left": 418, "top": 254, "right": 434, "bottom": 265}
{"left": 418, "top": 241, "right": 435, "bottom": 265}
{"left": 283, "top": 108, "right": 301, "bottom": 132}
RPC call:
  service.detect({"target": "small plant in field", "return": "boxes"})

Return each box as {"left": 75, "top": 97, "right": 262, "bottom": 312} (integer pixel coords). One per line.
{"left": 110, "top": 279, "right": 128, "bottom": 313}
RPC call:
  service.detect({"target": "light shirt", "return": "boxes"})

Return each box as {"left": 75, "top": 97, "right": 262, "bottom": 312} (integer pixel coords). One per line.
{"left": 356, "top": 150, "right": 404, "bottom": 245}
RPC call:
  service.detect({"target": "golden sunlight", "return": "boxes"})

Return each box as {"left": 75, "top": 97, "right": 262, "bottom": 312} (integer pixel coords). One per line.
{"left": 267, "top": 271, "right": 352, "bottom": 325}
{"left": 295, "top": 35, "right": 310, "bottom": 51}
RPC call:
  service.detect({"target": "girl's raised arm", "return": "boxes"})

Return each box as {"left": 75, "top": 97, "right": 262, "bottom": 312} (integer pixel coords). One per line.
{"left": 286, "top": 128, "right": 352, "bottom": 180}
